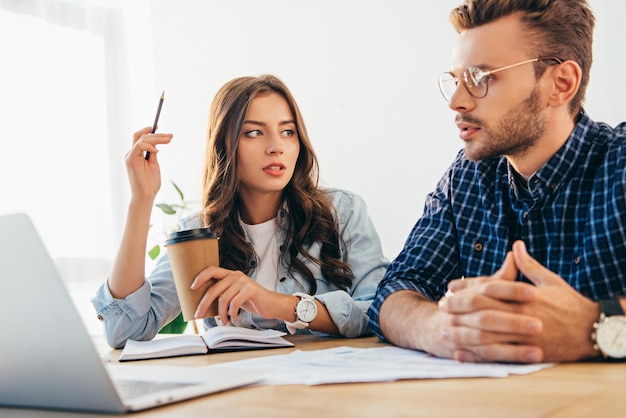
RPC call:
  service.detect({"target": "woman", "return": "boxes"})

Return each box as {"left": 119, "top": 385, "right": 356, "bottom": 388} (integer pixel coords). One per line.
{"left": 93, "top": 75, "right": 389, "bottom": 348}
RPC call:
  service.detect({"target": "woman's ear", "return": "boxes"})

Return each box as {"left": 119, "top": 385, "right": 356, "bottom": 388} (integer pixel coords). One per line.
{"left": 546, "top": 60, "right": 582, "bottom": 107}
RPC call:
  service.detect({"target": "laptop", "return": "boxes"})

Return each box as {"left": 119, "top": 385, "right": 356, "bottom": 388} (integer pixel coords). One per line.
{"left": 0, "top": 213, "right": 266, "bottom": 414}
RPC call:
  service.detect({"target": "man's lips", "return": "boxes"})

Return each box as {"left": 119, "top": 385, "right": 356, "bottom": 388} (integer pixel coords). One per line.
{"left": 457, "top": 121, "right": 480, "bottom": 140}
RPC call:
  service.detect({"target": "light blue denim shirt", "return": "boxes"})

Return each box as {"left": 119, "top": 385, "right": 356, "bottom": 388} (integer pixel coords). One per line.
{"left": 92, "top": 189, "right": 389, "bottom": 348}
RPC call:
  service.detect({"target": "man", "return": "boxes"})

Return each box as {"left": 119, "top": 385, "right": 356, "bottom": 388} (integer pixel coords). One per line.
{"left": 368, "top": 0, "right": 626, "bottom": 363}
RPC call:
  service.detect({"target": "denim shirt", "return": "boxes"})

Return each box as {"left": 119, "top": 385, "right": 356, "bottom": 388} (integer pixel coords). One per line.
{"left": 93, "top": 188, "right": 389, "bottom": 348}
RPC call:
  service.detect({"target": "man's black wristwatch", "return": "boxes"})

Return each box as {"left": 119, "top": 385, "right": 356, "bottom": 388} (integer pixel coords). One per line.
{"left": 591, "top": 298, "right": 626, "bottom": 359}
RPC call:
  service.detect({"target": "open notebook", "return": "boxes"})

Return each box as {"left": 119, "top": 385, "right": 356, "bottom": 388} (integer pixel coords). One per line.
{"left": 0, "top": 213, "right": 266, "bottom": 414}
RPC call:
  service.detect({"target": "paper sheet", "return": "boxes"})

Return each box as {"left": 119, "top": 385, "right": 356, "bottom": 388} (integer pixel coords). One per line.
{"left": 200, "top": 346, "right": 554, "bottom": 386}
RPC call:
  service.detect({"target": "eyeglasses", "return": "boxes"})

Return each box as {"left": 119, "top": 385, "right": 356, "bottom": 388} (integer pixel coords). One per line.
{"left": 438, "top": 57, "right": 562, "bottom": 102}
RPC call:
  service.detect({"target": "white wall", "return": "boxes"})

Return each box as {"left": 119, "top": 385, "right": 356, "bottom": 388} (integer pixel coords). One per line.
{"left": 148, "top": 0, "right": 460, "bottom": 260}
{"left": 145, "top": 0, "right": 626, "bottom": 260}
{"left": 1, "top": 0, "right": 623, "bottom": 264}
{"left": 4, "top": 0, "right": 620, "bottom": 334}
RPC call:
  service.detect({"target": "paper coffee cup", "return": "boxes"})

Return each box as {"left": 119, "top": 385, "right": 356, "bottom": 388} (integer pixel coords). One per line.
{"left": 165, "top": 228, "right": 219, "bottom": 321}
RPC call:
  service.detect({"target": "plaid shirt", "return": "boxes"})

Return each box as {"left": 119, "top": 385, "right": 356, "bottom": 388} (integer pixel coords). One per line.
{"left": 368, "top": 112, "right": 626, "bottom": 339}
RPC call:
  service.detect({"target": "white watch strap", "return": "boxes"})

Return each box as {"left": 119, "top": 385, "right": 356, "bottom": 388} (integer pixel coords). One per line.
{"left": 285, "top": 319, "right": 308, "bottom": 335}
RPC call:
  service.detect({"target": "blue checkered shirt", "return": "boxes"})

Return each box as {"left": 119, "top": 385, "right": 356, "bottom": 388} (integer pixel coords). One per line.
{"left": 368, "top": 112, "right": 626, "bottom": 340}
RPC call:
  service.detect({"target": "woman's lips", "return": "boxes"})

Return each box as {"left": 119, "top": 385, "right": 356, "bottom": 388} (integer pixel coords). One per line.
{"left": 263, "top": 163, "right": 286, "bottom": 176}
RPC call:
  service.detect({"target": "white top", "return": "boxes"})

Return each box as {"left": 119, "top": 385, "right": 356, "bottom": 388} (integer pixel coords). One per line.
{"left": 241, "top": 217, "right": 279, "bottom": 291}
{"left": 241, "top": 217, "right": 280, "bottom": 329}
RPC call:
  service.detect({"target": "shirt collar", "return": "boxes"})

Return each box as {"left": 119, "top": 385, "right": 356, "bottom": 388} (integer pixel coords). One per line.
{"left": 507, "top": 111, "right": 596, "bottom": 201}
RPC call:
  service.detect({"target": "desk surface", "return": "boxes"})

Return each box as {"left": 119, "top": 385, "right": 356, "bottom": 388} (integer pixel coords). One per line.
{"left": 3, "top": 334, "right": 626, "bottom": 418}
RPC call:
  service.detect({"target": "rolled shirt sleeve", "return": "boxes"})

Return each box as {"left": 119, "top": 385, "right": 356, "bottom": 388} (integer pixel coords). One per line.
{"left": 312, "top": 190, "right": 389, "bottom": 337}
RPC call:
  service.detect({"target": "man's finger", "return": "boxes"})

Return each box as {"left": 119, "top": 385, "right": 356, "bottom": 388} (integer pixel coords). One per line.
{"left": 446, "top": 310, "right": 543, "bottom": 335}
{"left": 494, "top": 251, "right": 518, "bottom": 281}
{"left": 454, "top": 344, "right": 544, "bottom": 363}
{"left": 512, "top": 240, "right": 561, "bottom": 287}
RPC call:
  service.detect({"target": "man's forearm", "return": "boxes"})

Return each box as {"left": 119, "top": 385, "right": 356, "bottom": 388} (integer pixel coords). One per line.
{"left": 378, "top": 290, "right": 444, "bottom": 354}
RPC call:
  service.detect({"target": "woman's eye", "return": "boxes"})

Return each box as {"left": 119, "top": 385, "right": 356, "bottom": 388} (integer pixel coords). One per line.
{"left": 282, "top": 129, "right": 295, "bottom": 137}
{"left": 245, "top": 129, "right": 262, "bottom": 137}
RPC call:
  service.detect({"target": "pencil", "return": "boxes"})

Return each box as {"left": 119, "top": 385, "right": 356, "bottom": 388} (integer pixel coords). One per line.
{"left": 145, "top": 90, "right": 165, "bottom": 160}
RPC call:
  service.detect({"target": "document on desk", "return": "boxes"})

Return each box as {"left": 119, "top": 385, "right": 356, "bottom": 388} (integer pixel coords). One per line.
{"left": 203, "top": 346, "right": 554, "bottom": 386}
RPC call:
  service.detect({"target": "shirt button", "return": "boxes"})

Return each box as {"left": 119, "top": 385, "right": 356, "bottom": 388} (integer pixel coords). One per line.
{"left": 279, "top": 244, "right": 285, "bottom": 251}
{"left": 551, "top": 183, "right": 557, "bottom": 190}
{"left": 97, "top": 315, "right": 103, "bottom": 321}
{"left": 574, "top": 256, "right": 581, "bottom": 264}
{"left": 473, "top": 242, "right": 483, "bottom": 252}
{"left": 279, "top": 277, "right": 287, "bottom": 282}
{"left": 523, "top": 212, "right": 528, "bottom": 218}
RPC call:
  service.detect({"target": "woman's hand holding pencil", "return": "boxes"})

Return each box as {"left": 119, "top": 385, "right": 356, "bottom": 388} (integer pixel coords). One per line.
{"left": 145, "top": 91, "right": 165, "bottom": 161}
{"left": 124, "top": 91, "right": 172, "bottom": 200}
{"left": 125, "top": 126, "right": 172, "bottom": 200}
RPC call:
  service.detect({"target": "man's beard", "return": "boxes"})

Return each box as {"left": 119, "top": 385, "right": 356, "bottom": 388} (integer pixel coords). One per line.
{"left": 463, "top": 87, "right": 546, "bottom": 162}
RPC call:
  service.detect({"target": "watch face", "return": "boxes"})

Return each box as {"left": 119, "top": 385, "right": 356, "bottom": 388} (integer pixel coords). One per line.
{"left": 296, "top": 299, "right": 317, "bottom": 323}
{"left": 597, "top": 316, "right": 626, "bottom": 358}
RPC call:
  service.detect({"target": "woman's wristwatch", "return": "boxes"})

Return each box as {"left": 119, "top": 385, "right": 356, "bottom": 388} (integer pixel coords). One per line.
{"left": 285, "top": 292, "right": 318, "bottom": 335}
{"left": 591, "top": 298, "right": 626, "bottom": 359}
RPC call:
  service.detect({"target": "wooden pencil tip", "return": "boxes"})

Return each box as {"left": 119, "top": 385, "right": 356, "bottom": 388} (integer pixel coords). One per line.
{"left": 160, "top": 90, "right": 165, "bottom": 99}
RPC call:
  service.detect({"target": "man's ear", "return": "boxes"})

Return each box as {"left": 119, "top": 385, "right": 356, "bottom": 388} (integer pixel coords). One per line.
{"left": 546, "top": 60, "right": 582, "bottom": 107}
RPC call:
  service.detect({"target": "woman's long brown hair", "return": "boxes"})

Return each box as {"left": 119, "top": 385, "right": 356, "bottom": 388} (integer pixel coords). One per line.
{"left": 201, "top": 75, "right": 353, "bottom": 293}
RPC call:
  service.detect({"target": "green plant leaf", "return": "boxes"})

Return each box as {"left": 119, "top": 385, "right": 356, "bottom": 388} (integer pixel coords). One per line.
{"left": 148, "top": 244, "right": 161, "bottom": 260}
{"left": 172, "top": 180, "right": 184, "bottom": 201}
{"left": 159, "top": 312, "right": 187, "bottom": 334}
{"left": 155, "top": 203, "right": 176, "bottom": 215}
